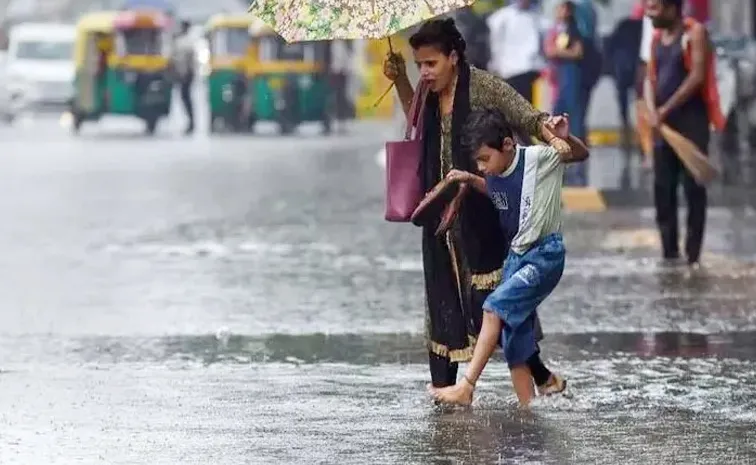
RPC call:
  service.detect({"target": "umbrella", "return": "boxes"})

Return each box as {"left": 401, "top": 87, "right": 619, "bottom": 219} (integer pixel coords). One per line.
{"left": 247, "top": 0, "right": 477, "bottom": 43}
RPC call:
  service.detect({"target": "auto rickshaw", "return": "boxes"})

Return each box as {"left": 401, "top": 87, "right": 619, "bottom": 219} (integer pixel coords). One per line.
{"left": 204, "top": 14, "right": 256, "bottom": 133}
{"left": 248, "top": 23, "right": 332, "bottom": 135}
{"left": 70, "top": 10, "right": 173, "bottom": 135}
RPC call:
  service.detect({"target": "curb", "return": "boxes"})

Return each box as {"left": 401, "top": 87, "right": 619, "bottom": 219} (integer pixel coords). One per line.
{"left": 562, "top": 186, "right": 756, "bottom": 211}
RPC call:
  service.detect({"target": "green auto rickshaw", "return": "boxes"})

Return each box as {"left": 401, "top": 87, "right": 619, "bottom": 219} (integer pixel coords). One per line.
{"left": 248, "top": 23, "right": 333, "bottom": 135}
{"left": 70, "top": 10, "right": 173, "bottom": 135}
{"left": 205, "top": 14, "right": 256, "bottom": 133}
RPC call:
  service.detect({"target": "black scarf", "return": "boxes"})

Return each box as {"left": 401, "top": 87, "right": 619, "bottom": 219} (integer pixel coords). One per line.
{"left": 420, "top": 63, "right": 507, "bottom": 275}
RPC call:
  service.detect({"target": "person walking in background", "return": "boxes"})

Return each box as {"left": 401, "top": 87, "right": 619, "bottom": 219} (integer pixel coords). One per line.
{"left": 545, "top": 1, "right": 586, "bottom": 186}
{"left": 572, "top": 0, "right": 601, "bottom": 147}
{"left": 606, "top": 10, "right": 644, "bottom": 156}
{"left": 645, "top": 0, "right": 724, "bottom": 267}
{"left": 329, "top": 39, "right": 353, "bottom": 133}
{"left": 453, "top": 5, "right": 493, "bottom": 71}
{"left": 486, "top": 0, "right": 546, "bottom": 105}
{"left": 173, "top": 20, "right": 195, "bottom": 135}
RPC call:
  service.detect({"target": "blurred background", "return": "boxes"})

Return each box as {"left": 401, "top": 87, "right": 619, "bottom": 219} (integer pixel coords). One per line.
{"left": 1, "top": 1, "right": 756, "bottom": 463}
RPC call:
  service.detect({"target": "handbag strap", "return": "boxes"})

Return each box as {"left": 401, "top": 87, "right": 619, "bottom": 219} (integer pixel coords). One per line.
{"left": 404, "top": 81, "right": 429, "bottom": 141}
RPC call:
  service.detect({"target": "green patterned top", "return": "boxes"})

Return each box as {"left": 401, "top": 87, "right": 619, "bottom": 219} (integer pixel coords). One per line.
{"left": 439, "top": 67, "right": 547, "bottom": 178}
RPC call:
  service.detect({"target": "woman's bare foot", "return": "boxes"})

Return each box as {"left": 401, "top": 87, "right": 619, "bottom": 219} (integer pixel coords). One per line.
{"left": 426, "top": 377, "right": 475, "bottom": 406}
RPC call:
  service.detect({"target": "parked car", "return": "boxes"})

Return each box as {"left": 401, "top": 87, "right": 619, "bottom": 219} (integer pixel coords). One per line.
{"left": 0, "top": 22, "right": 75, "bottom": 121}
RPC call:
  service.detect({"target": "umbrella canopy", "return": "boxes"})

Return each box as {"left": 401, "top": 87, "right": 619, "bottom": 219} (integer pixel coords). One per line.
{"left": 247, "top": 0, "right": 476, "bottom": 42}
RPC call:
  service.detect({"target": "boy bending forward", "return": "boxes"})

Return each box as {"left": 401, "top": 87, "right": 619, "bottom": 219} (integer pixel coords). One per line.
{"left": 428, "top": 109, "right": 589, "bottom": 406}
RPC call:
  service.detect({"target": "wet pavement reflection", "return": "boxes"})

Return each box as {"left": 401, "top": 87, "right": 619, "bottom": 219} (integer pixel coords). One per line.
{"left": 0, "top": 119, "right": 755, "bottom": 464}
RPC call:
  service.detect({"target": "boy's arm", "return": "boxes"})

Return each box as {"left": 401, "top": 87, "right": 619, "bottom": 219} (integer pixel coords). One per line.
{"left": 453, "top": 171, "right": 487, "bottom": 194}
{"left": 559, "top": 134, "right": 589, "bottom": 163}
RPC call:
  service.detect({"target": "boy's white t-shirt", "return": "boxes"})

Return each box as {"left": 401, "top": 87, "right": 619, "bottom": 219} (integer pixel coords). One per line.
{"left": 494, "top": 145, "right": 564, "bottom": 254}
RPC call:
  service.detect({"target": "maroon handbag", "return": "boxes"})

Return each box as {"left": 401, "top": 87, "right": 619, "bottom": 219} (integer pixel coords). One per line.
{"left": 384, "top": 82, "right": 429, "bottom": 222}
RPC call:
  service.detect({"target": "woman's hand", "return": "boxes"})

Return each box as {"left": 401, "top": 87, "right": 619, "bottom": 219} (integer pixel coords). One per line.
{"left": 445, "top": 169, "right": 472, "bottom": 184}
{"left": 383, "top": 52, "right": 407, "bottom": 82}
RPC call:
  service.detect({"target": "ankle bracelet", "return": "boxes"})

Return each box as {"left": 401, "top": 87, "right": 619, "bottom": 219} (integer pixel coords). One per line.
{"left": 462, "top": 375, "right": 476, "bottom": 387}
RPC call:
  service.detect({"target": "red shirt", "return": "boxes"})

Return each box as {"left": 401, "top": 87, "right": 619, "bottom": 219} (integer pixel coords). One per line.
{"left": 685, "top": 0, "right": 709, "bottom": 23}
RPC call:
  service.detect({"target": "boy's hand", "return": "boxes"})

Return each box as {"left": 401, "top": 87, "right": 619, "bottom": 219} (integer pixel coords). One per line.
{"left": 546, "top": 113, "right": 570, "bottom": 140}
{"left": 446, "top": 169, "right": 471, "bottom": 184}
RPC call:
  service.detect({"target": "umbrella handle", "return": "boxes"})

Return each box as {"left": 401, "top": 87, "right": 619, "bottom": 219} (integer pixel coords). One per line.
{"left": 388, "top": 36, "right": 394, "bottom": 54}
{"left": 374, "top": 82, "right": 395, "bottom": 108}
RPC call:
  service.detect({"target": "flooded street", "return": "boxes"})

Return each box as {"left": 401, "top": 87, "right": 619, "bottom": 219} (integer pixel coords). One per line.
{"left": 1, "top": 115, "right": 756, "bottom": 464}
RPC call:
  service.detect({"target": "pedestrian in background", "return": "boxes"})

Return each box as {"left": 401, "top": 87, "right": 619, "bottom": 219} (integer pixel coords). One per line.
{"left": 486, "top": 0, "right": 545, "bottom": 105}
{"left": 173, "top": 20, "right": 195, "bottom": 135}
{"left": 545, "top": 1, "right": 587, "bottom": 186}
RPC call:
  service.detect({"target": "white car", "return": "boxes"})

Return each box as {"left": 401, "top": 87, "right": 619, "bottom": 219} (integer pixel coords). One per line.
{"left": 0, "top": 22, "right": 76, "bottom": 121}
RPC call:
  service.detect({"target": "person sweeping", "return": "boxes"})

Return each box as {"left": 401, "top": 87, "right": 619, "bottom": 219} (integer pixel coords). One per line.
{"left": 644, "top": 0, "right": 725, "bottom": 267}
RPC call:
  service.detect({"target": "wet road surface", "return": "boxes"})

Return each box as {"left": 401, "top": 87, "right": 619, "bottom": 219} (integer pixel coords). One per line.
{"left": 1, "top": 116, "right": 756, "bottom": 464}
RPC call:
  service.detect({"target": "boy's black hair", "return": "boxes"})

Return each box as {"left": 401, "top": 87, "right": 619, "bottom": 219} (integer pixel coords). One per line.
{"left": 408, "top": 18, "right": 467, "bottom": 62}
{"left": 463, "top": 109, "right": 515, "bottom": 155}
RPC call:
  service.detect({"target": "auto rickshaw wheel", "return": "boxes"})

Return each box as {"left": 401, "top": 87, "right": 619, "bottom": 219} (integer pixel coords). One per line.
{"left": 145, "top": 117, "right": 158, "bottom": 135}
{"left": 322, "top": 117, "right": 332, "bottom": 136}
{"left": 71, "top": 114, "right": 83, "bottom": 135}
{"left": 278, "top": 119, "right": 295, "bottom": 135}
{"left": 209, "top": 114, "right": 220, "bottom": 134}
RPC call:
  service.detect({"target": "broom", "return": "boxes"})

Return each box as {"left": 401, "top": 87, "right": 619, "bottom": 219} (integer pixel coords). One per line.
{"left": 635, "top": 100, "right": 654, "bottom": 164}
{"left": 659, "top": 124, "right": 718, "bottom": 185}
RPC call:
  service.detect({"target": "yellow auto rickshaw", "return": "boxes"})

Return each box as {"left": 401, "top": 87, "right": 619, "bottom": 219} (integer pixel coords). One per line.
{"left": 204, "top": 14, "right": 257, "bottom": 133}
{"left": 248, "top": 22, "right": 332, "bottom": 135}
{"left": 70, "top": 10, "right": 173, "bottom": 135}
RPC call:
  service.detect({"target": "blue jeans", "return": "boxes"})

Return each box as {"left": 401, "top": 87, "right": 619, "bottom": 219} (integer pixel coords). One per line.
{"left": 483, "top": 233, "right": 566, "bottom": 367}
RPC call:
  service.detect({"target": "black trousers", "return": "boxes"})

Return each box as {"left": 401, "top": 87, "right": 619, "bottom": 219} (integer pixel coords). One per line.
{"left": 179, "top": 78, "right": 194, "bottom": 128}
{"left": 506, "top": 71, "right": 541, "bottom": 143}
{"left": 653, "top": 140, "right": 708, "bottom": 263}
{"left": 506, "top": 71, "right": 540, "bottom": 104}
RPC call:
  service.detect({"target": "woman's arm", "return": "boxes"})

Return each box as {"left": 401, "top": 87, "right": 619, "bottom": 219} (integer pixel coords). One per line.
{"left": 383, "top": 53, "right": 415, "bottom": 117}
{"left": 484, "top": 72, "right": 549, "bottom": 141}
{"left": 394, "top": 73, "right": 415, "bottom": 117}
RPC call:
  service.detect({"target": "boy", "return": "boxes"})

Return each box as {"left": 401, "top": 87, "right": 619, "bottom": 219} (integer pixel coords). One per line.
{"left": 428, "top": 109, "right": 589, "bottom": 406}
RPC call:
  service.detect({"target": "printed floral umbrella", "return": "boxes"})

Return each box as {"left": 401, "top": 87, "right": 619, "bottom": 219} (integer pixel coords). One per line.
{"left": 247, "top": 0, "right": 477, "bottom": 42}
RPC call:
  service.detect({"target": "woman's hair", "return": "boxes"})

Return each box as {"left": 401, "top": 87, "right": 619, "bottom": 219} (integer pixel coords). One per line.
{"left": 463, "top": 109, "right": 514, "bottom": 155}
{"left": 408, "top": 18, "right": 467, "bottom": 62}
{"left": 561, "top": 0, "right": 576, "bottom": 16}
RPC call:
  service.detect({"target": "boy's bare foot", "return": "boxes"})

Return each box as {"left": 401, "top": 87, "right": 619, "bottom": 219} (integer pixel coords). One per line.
{"left": 426, "top": 376, "right": 475, "bottom": 406}
{"left": 537, "top": 373, "right": 567, "bottom": 396}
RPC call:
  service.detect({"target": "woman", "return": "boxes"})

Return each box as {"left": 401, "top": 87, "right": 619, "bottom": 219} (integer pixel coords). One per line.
{"left": 382, "top": 19, "right": 567, "bottom": 391}
{"left": 545, "top": 1, "right": 586, "bottom": 185}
